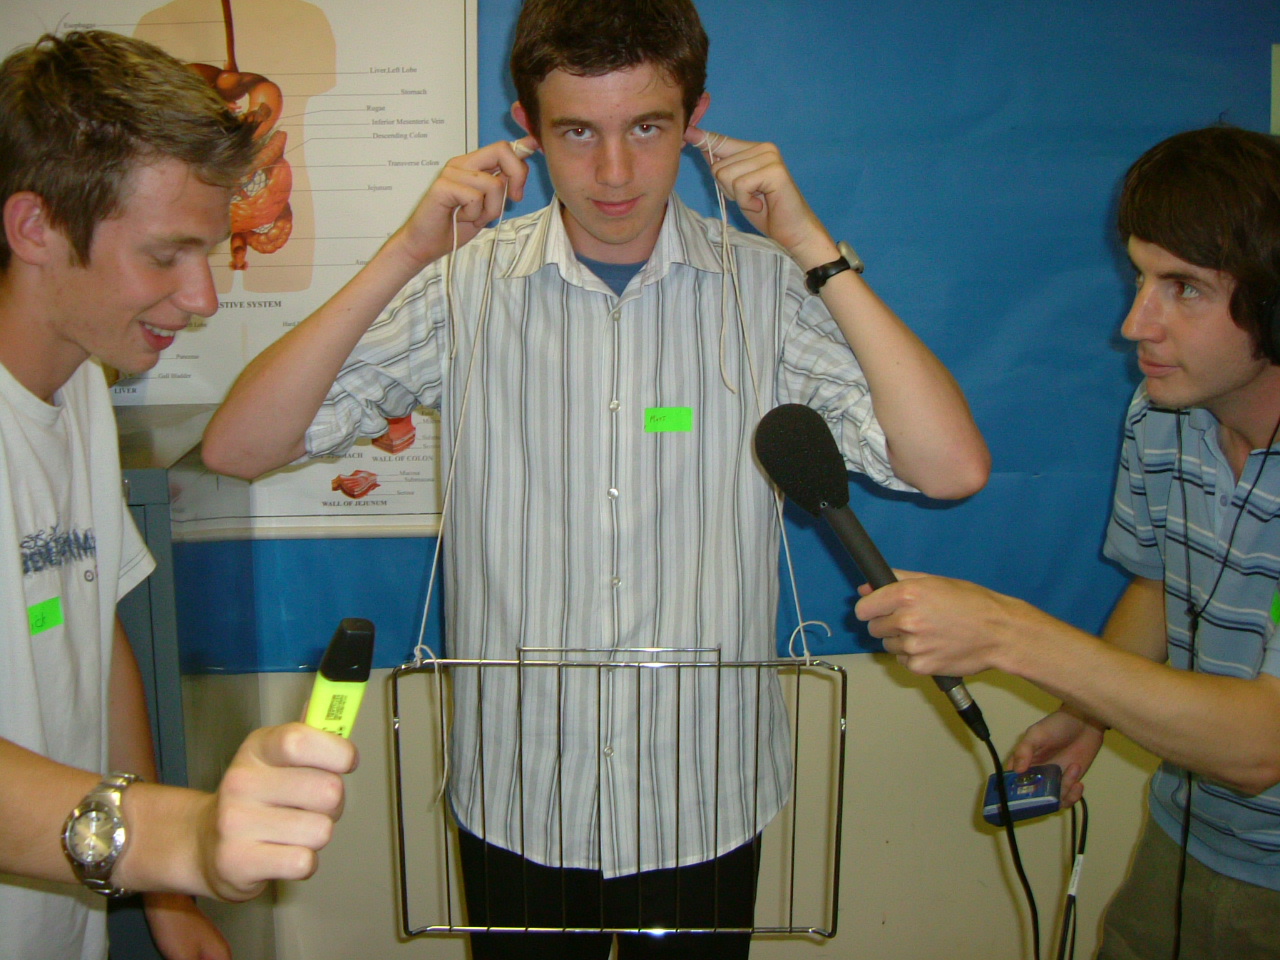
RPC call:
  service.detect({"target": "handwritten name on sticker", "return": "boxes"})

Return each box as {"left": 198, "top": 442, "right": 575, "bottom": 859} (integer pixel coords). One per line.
{"left": 644, "top": 407, "right": 693, "bottom": 433}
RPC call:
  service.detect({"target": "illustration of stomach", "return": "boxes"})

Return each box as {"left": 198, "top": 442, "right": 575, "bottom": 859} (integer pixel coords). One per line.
{"left": 187, "top": 61, "right": 293, "bottom": 271}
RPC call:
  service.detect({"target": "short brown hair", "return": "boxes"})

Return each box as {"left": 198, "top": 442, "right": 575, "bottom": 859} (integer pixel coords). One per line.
{"left": 1118, "top": 126, "right": 1280, "bottom": 362}
{"left": 510, "top": 0, "right": 709, "bottom": 133}
{"left": 0, "top": 30, "right": 257, "bottom": 270}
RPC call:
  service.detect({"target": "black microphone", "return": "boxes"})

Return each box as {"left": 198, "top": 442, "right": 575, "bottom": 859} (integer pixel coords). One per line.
{"left": 754, "top": 403, "right": 990, "bottom": 741}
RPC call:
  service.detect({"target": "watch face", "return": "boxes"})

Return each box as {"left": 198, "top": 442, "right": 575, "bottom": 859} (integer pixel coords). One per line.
{"left": 67, "top": 804, "right": 123, "bottom": 865}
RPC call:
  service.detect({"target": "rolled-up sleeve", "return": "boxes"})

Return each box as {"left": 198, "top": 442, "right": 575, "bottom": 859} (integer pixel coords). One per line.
{"left": 306, "top": 268, "right": 449, "bottom": 458}
{"left": 775, "top": 287, "right": 912, "bottom": 493}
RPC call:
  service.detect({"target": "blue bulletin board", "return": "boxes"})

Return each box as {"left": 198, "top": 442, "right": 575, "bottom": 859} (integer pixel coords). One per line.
{"left": 175, "top": 0, "right": 1280, "bottom": 671}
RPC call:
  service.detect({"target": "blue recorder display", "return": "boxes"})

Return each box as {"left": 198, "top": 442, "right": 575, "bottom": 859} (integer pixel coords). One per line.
{"left": 982, "top": 764, "right": 1063, "bottom": 826}
{"left": 305, "top": 618, "right": 375, "bottom": 738}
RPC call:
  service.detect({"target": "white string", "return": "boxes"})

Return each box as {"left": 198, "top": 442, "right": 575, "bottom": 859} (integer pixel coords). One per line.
{"left": 696, "top": 131, "right": 825, "bottom": 663}
{"left": 412, "top": 173, "right": 514, "bottom": 803}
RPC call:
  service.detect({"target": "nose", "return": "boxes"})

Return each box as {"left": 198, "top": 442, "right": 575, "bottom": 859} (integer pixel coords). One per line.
{"left": 173, "top": 257, "right": 220, "bottom": 319}
{"left": 1120, "top": 279, "right": 1162, "bottom": 344}
{"left": 596, "top": 138, "right": 633, "bottom": 188}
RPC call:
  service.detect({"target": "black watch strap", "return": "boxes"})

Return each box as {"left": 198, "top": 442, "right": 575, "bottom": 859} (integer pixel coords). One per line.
{"left": 804, "top": 241, "right": 865, "bottom": 294}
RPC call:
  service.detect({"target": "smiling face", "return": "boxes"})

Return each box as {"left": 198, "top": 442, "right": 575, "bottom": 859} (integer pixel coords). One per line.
{"left": 513, "top": 63, "right": 708, "bottom": 264}
{"left": 1122, "top": 237, "right": 1273, "bottom": 430}
{"left": 36, "top": 157, "right": 230, "bottom": 397}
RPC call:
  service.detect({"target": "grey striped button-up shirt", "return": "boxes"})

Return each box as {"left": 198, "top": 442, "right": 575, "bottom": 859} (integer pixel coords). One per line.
{"left": 308, "top": 194, "right": 911, "bottom": 876}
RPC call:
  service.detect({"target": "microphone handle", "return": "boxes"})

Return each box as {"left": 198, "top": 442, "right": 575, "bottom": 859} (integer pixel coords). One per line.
{"left": 821, "top": 503, "right": 991, "bottom": 741}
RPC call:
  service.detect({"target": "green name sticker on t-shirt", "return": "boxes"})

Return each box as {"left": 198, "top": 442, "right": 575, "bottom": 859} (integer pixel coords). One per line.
{"left": 1272, "top": 589, "right": 1280, "bottom": 625}
{"left": 644, "top": 407, "right": 693, "bottom": 433}
{"left": 28, "top": 596, "right": 64, "bottom": 635}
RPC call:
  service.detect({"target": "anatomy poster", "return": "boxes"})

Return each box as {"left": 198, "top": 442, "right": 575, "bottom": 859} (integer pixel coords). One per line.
{"left": 1, "top": 0, "right": 473, "bottom": 534}
{"left": 167, "top": 407, "right": 441, "bottom": 539}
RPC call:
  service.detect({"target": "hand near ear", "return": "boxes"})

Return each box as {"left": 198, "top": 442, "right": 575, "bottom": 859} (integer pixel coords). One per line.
{"left": 395, "top": 138, "right": 539, "bottom": 267}
{"left": 684, "top": 125, "right": 834, "bottom": 269}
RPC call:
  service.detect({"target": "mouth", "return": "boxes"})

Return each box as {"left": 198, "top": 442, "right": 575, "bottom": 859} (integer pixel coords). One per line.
{"left": 140, "top": 320, "right": 184, "bottom": 350}
{"left": 1136, "top": 354, "right": 1177, "bottom": 378}
{"left": 592, "top": 197, "right": 640, "bottom": 217}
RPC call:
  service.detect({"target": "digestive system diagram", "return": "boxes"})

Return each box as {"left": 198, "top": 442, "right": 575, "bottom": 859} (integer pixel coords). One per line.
{"left": 136, "top": 0, "right": 335, "bottom": 291}
{"left": 189, "top": 0, "right": 293, "bottom": 271}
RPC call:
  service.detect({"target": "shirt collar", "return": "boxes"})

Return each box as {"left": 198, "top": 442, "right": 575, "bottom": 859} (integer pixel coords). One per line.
{"left": 504, "top": 193, "right": 728, "bottom": 291}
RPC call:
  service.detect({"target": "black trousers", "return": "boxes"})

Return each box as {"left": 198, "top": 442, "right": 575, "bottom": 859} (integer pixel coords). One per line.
{"left": 458, "top": 828, "right": 762, "bottom": 960}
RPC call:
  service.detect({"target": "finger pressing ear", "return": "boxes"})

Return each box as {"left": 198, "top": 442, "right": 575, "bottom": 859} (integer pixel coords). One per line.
{"left": 510, "top": 137, "right": 539, "bottom": 160}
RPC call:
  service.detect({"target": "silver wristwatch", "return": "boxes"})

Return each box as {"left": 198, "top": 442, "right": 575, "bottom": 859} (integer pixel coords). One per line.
{"left": 61, "top": 772, "right": 143, "bottom": 897}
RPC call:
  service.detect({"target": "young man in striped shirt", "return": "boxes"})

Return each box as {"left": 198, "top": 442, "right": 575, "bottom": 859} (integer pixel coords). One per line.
{"left": 858, "top": 126, "right": 1280, "bottom": 959}
{"left": 204, "top": 1, "right": 988, "bottom": 955}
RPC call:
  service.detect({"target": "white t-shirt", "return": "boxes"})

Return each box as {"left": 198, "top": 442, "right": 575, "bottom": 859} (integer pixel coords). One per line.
{"left": 0, "top": 359, "right": 153, "bottom": 960}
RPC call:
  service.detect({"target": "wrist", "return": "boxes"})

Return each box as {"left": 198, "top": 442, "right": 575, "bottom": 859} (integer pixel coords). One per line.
{"left": 385, "top": 224, "right": 447, "bottom": 276}
{"left": 115, "top": 784, "right": 214, "bottom": 897}
{"left": 789, "top": 234, "right": 841, "bottom": 273}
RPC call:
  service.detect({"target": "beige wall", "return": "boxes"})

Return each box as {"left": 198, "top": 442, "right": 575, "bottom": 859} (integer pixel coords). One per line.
{"left": 185, "top": 654, "right": 1157, "bottom": 959}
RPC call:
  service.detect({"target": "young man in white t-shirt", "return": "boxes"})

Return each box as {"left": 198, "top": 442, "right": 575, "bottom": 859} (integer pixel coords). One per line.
{"left": 0, "top": 31, "right": 359, "bottom": 960}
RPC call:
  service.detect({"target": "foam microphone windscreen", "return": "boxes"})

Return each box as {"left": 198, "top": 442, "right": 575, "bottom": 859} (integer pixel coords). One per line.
{"left": 754, "top": 404, "right": 849, "bottom": 516}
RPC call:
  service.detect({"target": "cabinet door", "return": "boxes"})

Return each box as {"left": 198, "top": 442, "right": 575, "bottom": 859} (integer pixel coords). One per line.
{"left": 110, "top": 469, "right": 187, "bottom": 960}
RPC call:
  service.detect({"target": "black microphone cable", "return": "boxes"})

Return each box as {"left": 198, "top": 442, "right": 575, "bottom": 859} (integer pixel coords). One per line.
{"left": 1056, "top": 797, "right": 1089, "bottom": 960}
{"left": 982, "top": 735, "right": 1042, "bottom": 960}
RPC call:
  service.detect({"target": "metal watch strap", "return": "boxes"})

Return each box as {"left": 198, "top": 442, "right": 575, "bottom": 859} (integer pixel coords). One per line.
{"left": 62, "top": 771, "right": 143, "bottom": 898}
{"left": 804, "top": 240, "right": 865, "bottom": 294}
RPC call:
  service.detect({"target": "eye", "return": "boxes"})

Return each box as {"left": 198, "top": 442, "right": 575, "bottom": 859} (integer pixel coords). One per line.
{"left": 634, "top": 122, "right": 660, "bottom": 138}
{"left": 1175, "top": 281, "right": 1200, "bottom": 300}
{"left": 563, "top": 126, "right": 592, "bottom": 142}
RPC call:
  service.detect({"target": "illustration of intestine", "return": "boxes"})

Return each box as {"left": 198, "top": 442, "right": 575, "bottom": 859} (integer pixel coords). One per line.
{"left": 186, "top": 0, "right": 291, "bottom": 270}
{"left": 332, "top": 470, "right": 381, "bottom": 499}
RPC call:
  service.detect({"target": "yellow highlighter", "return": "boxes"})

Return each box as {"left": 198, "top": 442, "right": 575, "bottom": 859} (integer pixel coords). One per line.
{"left": 305, "top": 618, "right": 375, "bottom": 738}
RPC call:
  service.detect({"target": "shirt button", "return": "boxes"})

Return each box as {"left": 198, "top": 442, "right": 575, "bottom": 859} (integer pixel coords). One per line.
{"left": 1220, "top": 494, "right": 1229, "bottom": 506}
{"left": 602, "top": 746, "right": 614, "bottom": 758}
{"left": 607, "top": 488, "right": 619, "bottom": 500}
{"left": 611, "top": 577, "right": 621, "bottom": 587}
{"left": 609, "top": 399, "right": 620, "bottom": 412}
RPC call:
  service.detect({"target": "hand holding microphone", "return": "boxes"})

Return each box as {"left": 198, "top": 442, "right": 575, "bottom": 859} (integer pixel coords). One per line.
{"left": 754, "top": 403, "right": 990, "bottom": 740}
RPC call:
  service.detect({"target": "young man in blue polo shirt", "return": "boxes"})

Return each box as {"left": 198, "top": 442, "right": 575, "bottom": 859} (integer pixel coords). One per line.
{"left": 857, "top": 125, "right": 1280, "bottom": 959}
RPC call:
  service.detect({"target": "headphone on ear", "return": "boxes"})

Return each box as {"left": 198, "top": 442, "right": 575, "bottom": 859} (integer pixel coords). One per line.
{"left": 1264, "top": 293, "right": 1280, "bottom": 365}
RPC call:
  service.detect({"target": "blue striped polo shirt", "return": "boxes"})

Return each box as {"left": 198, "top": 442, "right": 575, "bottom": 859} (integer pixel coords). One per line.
{"left": 1104, "top": 386, "right": 1280, "bottom": 891}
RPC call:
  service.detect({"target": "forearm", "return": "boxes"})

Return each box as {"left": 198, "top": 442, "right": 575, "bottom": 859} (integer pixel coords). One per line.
{"left": 203, "top": 228, "right": 430, "bottom": 480}
{"left": 0, "top": 740, "right": 98, "bottom": 881}
{"left": 109, "top": 618, "right": 158, "bottom": 780}
{"left": 993, "top": 593, "right": 1280, "bottom": 793}
{"left": 816, "top": 267, "right": 989, "bottom": 499}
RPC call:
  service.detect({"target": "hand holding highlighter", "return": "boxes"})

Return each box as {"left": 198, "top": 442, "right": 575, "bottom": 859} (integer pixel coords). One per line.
{"left": 305, "top": 618, "right": 375, "bottom": 738}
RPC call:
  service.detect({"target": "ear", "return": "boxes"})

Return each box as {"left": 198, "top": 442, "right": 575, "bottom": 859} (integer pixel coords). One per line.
{"left": 4, "top": 192, "right": 62, "bottom": 266}
{"left": 511, "top": 101, "right": 541, "bottom": 147}
{"left": 688, "top": 91, "right": 710, "bottom": 130}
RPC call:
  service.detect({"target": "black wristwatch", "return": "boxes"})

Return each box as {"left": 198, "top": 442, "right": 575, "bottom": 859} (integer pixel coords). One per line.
{"left": 804, "top": 241, "right": 865, "bottom": 294}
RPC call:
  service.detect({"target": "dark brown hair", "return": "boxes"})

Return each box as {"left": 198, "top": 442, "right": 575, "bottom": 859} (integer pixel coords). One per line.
{"left": 510, "top": 0, "right": 709, "bottom": 133}
{"left": 1118, "top": 126, "right": 1280, "bottom": 361}
{"left": 0, "top": 30, "right": 257, "bottom": 269}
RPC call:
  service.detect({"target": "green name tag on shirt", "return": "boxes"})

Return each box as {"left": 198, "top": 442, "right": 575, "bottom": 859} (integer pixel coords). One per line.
{"left": 644, "top": 407, "right": 693, "bottom": 433}
{"left": 29, "top": 596, "right": 64, "bottom": 635}
{"left": 1272, "top": 589, "right": 1280, "bottom": 625}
